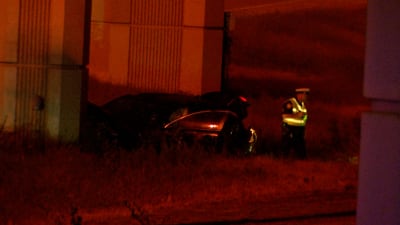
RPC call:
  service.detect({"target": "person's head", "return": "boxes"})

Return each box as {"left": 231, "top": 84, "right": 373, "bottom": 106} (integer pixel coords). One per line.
{"left": 295, "top": 88, "right": 310, "bottom": 102}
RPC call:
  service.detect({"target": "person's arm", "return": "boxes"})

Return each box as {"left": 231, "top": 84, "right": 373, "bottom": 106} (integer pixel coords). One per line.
{"left": 282, "top": 99, "right": 307, "bottom": 126}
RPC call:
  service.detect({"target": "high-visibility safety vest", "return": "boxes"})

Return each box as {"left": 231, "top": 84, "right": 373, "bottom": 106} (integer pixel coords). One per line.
{"left": 282, "top": 97, "right": 308, "bottom": 127}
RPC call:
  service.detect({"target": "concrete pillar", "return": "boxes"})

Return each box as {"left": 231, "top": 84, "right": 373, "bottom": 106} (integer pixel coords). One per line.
{"left": 89, "top": 0, "right": 130, "bottom": 85}
{"left": 89, "top": 0, "right": 225, "bottom": 98}
{"left": 357, "top": 1, "right": 400, "bottom": 225}
{"left": 180, "top": 0, "right": 224, "bottom": 94}
{"left": 46, "top": 0, "right": 89, "bottom": 143}
{"left": 0, "top": 0, "right": 89, "bottom": 143}
{"left": 0, "top": 0, "right": 19, "bottom": 130}
{"left": 0, "top": 67, "right": 17, "bottom": 130}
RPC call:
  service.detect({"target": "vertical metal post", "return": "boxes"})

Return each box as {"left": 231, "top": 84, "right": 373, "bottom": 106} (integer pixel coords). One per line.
{"left": 222, "top": 12, "right": 233, "bottom": 92}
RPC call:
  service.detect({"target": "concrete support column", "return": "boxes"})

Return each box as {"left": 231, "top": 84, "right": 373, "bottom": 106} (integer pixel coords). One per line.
{"left": 180, "top": 0, "right": 224, "bottom": 94}
{"left": 89, "top": 0, "right": 130, "bottom": 87}
{"left": 0, "top": 0, "right": 89, "bottom": 143}
{"left": 0, "top": 0, "right": 19, "bottom": 130}
{"left": 357, "top": 1, "right": 400, "bottom": 224}
{"left": 46, "top": 0, "right": 89, "bottom": 142}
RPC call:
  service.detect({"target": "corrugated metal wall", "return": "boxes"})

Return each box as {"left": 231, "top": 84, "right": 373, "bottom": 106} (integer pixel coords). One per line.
{"left": 129, "top": 0, "right": 183, "bottom": 93}
{"left": 10, "top": 0, "right": 186, "bottom": 144}
{"left": 16, "top": 0, "right": 50, "bottom": 146}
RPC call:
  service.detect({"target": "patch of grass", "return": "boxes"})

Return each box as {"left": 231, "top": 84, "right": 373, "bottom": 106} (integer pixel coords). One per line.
{"left": 0, "top": 142, "right": 358, "bottom": 223}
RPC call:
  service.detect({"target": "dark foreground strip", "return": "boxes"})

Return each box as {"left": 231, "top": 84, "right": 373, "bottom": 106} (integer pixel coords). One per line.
{"left": 173, "top": 210, "right": 356, "bottom": 225}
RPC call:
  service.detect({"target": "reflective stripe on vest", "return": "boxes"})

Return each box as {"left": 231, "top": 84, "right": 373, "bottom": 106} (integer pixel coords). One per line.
{"left": 282, "top": 97, "right": 307, "bottom": 126}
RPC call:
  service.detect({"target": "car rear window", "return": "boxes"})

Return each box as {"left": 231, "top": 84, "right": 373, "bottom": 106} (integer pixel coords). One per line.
{"left": 167, "top": 111, "right": 231, "bottom": 131}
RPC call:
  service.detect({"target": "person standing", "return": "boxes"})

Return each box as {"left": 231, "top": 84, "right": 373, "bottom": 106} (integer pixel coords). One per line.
{"left": 281, "top": 88, "right": 310, "bottom": 159}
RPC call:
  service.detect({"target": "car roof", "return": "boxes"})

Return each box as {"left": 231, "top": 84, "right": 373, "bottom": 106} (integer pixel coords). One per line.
{"left": 100, "top": 92, "right": 249, "bottom": 128}
{"left": 102, "top": 91, "right": 250, "bottom": 112}
{"left": 200, "top": 91, "right": 249, "bottom": 106}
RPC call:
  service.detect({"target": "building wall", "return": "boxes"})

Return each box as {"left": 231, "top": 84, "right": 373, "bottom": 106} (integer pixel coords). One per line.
{"left": 0, "top": 0, "right": 88, "bottom": 144}
{"left": 0, "top": 0, "right": 224, "bottom": 142}
{"left": 89, "top": 0, "right": 224, "bottom": 103}
{"left": 357, "top": 0, "right": 400, "bottom": 224}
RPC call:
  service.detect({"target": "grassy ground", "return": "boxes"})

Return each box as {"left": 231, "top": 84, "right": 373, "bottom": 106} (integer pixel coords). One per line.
{"left": 0, "top": 143, "right": 358, "bottom": 224}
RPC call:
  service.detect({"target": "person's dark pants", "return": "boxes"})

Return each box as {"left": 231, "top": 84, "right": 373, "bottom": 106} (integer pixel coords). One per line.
{"left": 281, "top": 123, "right": 307, "bottom": 159}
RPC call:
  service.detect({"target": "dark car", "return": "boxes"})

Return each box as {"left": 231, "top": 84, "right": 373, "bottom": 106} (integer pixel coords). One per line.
{"left": 100, "top": 93, "right": 201, "bottom": 149}
{"left": 88, "top": 92, "right": 256, "bottom": 154}
{"left": 163, "top": 109, "right": 256, "bottom": 154}
{"left": 199, "top": 91, "right": 250, "bottom": 119}
{"left": 81, "top": 102, "right": 120, "bottom": 153}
